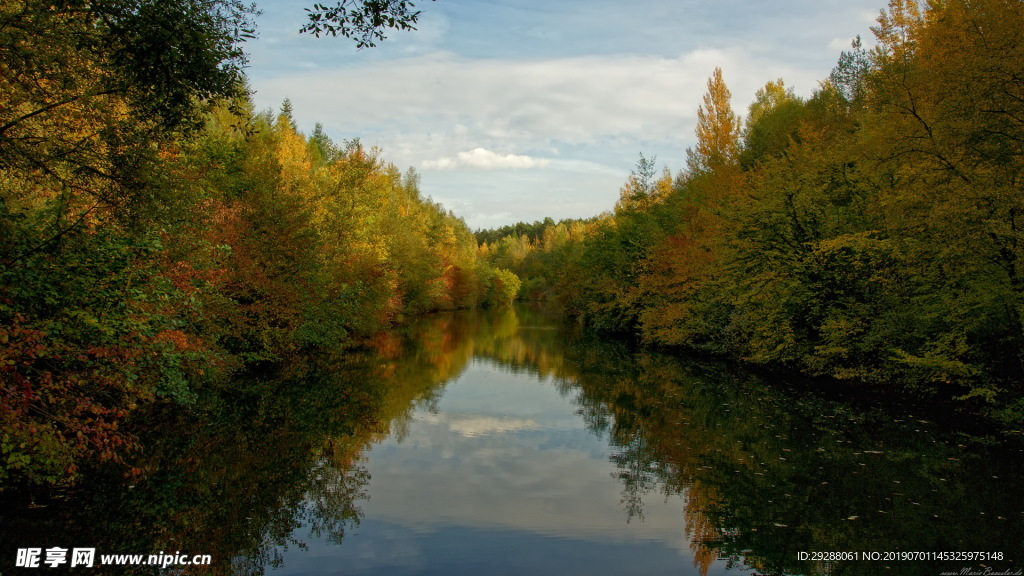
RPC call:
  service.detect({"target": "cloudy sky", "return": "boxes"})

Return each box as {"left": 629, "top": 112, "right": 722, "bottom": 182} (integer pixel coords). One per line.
{"left": 245, "top": 0, "right": 884, "bottom": 230}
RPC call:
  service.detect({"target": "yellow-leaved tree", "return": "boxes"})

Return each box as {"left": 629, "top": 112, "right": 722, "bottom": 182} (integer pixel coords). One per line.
{"left": 638, "top": 67, "right": 743, "bottom": 348}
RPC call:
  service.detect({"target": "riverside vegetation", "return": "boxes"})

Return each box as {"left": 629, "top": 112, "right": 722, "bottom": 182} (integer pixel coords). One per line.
{"left": 0, "top": 0, "right": 516, "bottom": 490}
{"left": 477, "top": 0, "right": 1024, "bottom": 427}
{"left": 2, "top": 0, "right": 1023, "bottom": 498}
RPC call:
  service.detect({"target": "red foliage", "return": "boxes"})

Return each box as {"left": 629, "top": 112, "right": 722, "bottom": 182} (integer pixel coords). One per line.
{"left": 1, "top": 312, "right": 147, "bottom": 482}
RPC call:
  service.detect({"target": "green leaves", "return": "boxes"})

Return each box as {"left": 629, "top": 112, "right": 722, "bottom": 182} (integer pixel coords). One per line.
{"left": 482, "top": 268, "right": 521, "bottom": 308}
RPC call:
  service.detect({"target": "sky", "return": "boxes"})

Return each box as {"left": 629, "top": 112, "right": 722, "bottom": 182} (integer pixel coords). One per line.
{"left": 244, "top": 0, "right": 885, "bottom": 230}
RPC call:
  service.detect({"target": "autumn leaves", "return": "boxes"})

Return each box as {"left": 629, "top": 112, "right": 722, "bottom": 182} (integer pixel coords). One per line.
{"left": 485, "top": 0, "right": 1024, "bottom": 422}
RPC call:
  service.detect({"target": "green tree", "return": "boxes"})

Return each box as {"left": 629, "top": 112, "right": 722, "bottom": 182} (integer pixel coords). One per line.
{"left": 828, "top": 35, "right": 871, "bottom": 105}
{"left": 483, "top": 268, "right": 521, "bottom": 308}
{"left": 740, "top": 79, "right": 806, "bottom": 168}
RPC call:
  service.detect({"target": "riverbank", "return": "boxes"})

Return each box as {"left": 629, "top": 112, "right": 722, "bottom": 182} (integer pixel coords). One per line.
{"left": 5, "top": 305, "right": 1019, "bottom": 575}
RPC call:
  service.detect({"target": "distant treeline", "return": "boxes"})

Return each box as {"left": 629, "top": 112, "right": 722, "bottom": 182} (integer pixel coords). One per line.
{"left": 476, "top": 0, "right": 1024, "bottom": 423}
{"left": 474, "top": 217, "right": 596, "bottom": 246}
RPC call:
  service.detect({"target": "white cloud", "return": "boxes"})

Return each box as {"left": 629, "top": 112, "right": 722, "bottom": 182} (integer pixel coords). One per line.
{"left": 828, "top": 36, "right": 856, "bottom": 51}
{"left": 255, "top": 48, "right": 818, "bottom": 181}
{"left": 423, "top": 147, "right": 551, "bottom": 170}
{"left": 357, "top": 364, "right": 693, "bottom": 547}
{"left": 258, "top": 49, "right": 819, "bottom": 153}
{"left": 859, "top": 8, "right": 883, "bottom": 23}
{"left": 247, "top": 0, "right": 888, "bottom": 227}
{"left": 463, "top": 211, "right": 514, "bottom": 226}
{"left": 415, "top": 412, "right": 544, "bottom": 434}
{"left": 251, "top": 48, "right": 816, "bottom": 227}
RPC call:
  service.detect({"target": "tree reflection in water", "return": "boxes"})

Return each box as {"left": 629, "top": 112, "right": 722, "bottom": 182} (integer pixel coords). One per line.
{"left": 0, "top": 337, "right": 461, "bottom": 576}
{"left": 2, "top": 305, "right": 1021, "bottom": 576}
{"left": 460, "top": 305, "right": 1024, "bottom": 576}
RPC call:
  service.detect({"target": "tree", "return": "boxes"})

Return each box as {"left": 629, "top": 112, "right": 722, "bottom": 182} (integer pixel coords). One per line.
{"left": 0, "top": 0, "right": 457, "bottom": 489}
{"left": 0, "top": 0, "right": 257, "bottom": 263}
{"left": 828, "top": 35, "right": 871, "bottom": 104}
{"left": 279, "top": 97, "right": 299, "bottom": 131}
{"left": 687, "top": 67, "right": 741, "bottom": 175}
{"left": 309, "top": 122, "right": 341, "bottom": 164}
{"left": 616, "top": 153, "right": 658, "bottom": 211}
{"left": 0, "top": 0, "right": 259, "bottom": 485}
{"left": 637, "top": 69, "right": 743, "bottom": 348}
{"left": 484, "top": 268, "right": 521, "bottom": 308}
{"left": 740, "top": 79, "right": 806, "bottom": 167}
{"left": 858, "top": 0, "right": 1024, "bottom": 403}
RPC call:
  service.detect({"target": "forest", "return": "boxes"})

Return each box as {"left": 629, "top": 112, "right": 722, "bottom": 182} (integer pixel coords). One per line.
{"left": 0, "top": 0, "right": 515, "bottom": 489}
{"left": 477, "top": 0, "right": 1024, "bottom": 424}
{"left": 2, "top": 0, "right": 1022, "bottom": 494}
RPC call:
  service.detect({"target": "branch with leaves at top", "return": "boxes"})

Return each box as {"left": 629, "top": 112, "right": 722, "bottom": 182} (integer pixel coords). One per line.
{"left": 300, "top": 0, "right": 435, "bottom": 48}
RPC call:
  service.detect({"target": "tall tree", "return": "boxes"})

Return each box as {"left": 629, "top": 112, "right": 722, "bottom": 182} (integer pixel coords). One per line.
{"left": 687, "top": 67, "right": 741, "bottom": 176}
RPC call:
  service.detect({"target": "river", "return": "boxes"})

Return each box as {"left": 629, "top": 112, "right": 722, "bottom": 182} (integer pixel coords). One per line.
{"left": 2, "top": 305, "right": 1022, "bottom": 575}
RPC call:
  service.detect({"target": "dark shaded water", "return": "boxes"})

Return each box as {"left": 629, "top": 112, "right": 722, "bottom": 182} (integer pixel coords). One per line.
{"left": 2, "top": 305, "right": 1022, "bottom": 575}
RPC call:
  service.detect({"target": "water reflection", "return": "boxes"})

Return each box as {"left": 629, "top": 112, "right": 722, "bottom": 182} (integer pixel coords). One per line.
{"left": 0, "top": 344, "right": 455, "bottom": 576}
{"left": 272, "top": 305, "right": 1024, "bottom": 575}
{"left": 482, "top": 306, "right": 1024, "bottom": 575}
{"left": 3, "top": 305, "right": 1022, "bottom": 575}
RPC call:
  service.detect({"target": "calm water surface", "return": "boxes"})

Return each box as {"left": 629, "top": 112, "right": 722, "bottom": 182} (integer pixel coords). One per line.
{"left": 274, "top": 358, "right": 710, "bottom": 576}
{"left": 2, "top": 305, "right": 1022, "bottom": 575}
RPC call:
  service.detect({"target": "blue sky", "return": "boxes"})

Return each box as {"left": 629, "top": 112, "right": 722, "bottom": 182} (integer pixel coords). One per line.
{"left": 244, "top": 0, "right": 884, "bottom": 230}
